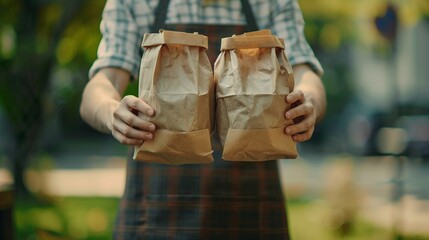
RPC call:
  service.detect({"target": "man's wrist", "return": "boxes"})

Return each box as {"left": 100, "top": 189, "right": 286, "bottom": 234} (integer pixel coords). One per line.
{"left": 92, "top": 100, "right": 120, "bottom": 134}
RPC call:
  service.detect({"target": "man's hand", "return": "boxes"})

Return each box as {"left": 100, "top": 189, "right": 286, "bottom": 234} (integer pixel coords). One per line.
{"left": 284, "top": 64, "right": 326, "bottom": 142}
{"left": 284, "top": 90, "right": 317, "bottom": 142}
{"left": 111, "top": 96, "right": 156, "bottom": 146}
{"left": 80, "top": 67, "right": 157, "bottom": 146}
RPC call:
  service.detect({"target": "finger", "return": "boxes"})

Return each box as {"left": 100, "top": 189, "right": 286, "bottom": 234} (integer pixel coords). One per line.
{"left": 285, "top": 103, "right": 312, "bottom": 120}
{"left": 123, "top": 95, "right": 155, "bottom": 117}
{"left": 113, "top": 109, "right": 156, "bottom": 133}
{"left": 112, "top": 130, "right": 144, "bottom": 146}
{"left": 113, "top": 119, "right": 154, "bottom": 140}
{"left": 285, "top": 117, "right": 314, "bottom": 136}
{"left": 286, "top": 90, "right": 304, "bottom": 104}
{"left": 292, "top": 129, "right": 314, "bottom": 142}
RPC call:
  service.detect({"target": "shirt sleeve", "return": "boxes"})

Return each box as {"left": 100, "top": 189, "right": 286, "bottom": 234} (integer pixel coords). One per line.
{"left": 270, "top": 0, "right": 324, "bottom": 76}
{"left": 89, "top": 0, "right": 144, "bottom": 80}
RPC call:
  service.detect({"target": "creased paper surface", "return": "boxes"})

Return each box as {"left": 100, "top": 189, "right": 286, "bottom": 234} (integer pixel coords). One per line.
{"left": 134, "top": 30, "right": 214, "bottom": 164}
{"left": 215, "top": 30, "right": 298, "bottom": 161}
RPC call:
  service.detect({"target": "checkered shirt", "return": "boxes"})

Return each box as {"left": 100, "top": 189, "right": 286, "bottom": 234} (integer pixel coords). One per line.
{"left": 89, "top": 0, "right": 323, "bottom": 80}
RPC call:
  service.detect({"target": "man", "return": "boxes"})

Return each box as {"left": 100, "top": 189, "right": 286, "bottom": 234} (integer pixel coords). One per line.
{"left": 80, "top": 0, "right": 326, "bottom": 239}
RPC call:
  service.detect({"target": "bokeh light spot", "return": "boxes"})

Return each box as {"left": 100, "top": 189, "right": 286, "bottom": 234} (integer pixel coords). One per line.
{"left": 56, "top": 38, "right": 77, "bottom": 65}
{"left": 320, "top": 24, "right": 342, "bottom": 51}
{"left": 86, "top": 207, "right": 109, "bottom": 233}
{"left": 0, "top": 25, "right": 16, "bottom": 59}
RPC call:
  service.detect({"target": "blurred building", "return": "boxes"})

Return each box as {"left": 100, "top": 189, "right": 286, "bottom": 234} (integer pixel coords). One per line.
{"left": 346, "top": 15, "right": 429, "bottom": 157}
{"left": 352, "top": 18, "right": 429, "bottom": 110}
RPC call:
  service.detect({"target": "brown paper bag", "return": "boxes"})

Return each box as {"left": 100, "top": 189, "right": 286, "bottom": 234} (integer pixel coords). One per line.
{"left": 133, "top": 30, "right": 214, "bottom": 164}
{"left": 214, "top": 30, "right": 298, "bottom": 161}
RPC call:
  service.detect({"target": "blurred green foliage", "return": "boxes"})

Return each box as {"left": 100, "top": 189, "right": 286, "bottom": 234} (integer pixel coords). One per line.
{"left": 0, "top": 0, "right": 106, "bottom": 132}
{"left": 15, "top": 197, "right": 119, "bottom": 240}
{"left": 0, "top": 0, "right": 110, "bottom": 195}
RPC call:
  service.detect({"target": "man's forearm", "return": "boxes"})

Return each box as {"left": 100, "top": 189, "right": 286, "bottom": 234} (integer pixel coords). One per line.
{"left": 292, "top": 64, "right": 327, "bottom": 122}
{"left": 80, "top": 68, "right": 130, "bottom": 133}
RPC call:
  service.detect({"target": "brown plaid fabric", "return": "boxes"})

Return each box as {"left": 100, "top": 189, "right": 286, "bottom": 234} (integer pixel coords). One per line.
{"left": 114, "top": 5, "right": 291, "bottom": 240}
{"left": 116, "top": 145, "right": 290, "bottom": 239}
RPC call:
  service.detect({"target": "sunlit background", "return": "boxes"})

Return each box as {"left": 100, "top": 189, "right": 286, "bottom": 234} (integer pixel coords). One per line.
{"left": 1, "top": 0, "right": 428, "bottom": 239}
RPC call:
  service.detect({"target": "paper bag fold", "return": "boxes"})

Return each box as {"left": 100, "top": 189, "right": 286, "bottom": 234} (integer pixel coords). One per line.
{"left": 223, "top": 127, "right": 298, "bottom": 161}
{"left": 134, "top": 129, "right": 213, "bottom": 164}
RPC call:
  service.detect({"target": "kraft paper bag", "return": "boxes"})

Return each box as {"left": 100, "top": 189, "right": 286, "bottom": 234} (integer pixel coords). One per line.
{"left": 133, "top": 30, "right": 214, "bottom": 164}
{"left": 214, "top": 29, "right": 298, "bottom": 161}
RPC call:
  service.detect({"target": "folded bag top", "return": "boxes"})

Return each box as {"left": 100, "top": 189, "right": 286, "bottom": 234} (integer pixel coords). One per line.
{"left": 142, "top": 30, "right": 208, "bottom": 49}
{"left": 220, "top": 33, "right": 285, "bottom": 50}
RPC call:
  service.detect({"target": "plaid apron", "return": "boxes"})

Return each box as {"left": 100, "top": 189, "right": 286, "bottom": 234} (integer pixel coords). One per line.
{"left": 114, "top": 1, "right": 290, "bottom": 239}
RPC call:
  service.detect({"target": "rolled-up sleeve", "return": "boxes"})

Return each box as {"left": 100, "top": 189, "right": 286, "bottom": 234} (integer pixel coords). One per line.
{"left": 89, "top": 0, "right": 143, "bottom": 80}
{"left": 270, "top": 0, "right": 324, "bottom": 76}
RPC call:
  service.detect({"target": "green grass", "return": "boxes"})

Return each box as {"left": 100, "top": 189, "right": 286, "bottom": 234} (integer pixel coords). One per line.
{"left": 287, "top": 199, "right": 429, "bottom": 240}
{"left": 15, "top": 197, "right": 119, "bottom": 240}
{"left": 287, "top": 199, "right": 390, "bottom": 240}
{"left": 14, "top": 197, "right": 429, "bottom": 240}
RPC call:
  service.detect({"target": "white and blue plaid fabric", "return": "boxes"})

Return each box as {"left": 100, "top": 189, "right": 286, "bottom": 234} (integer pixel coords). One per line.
{"left": 89, "top": 0, "right": 323, "bottom": 80}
